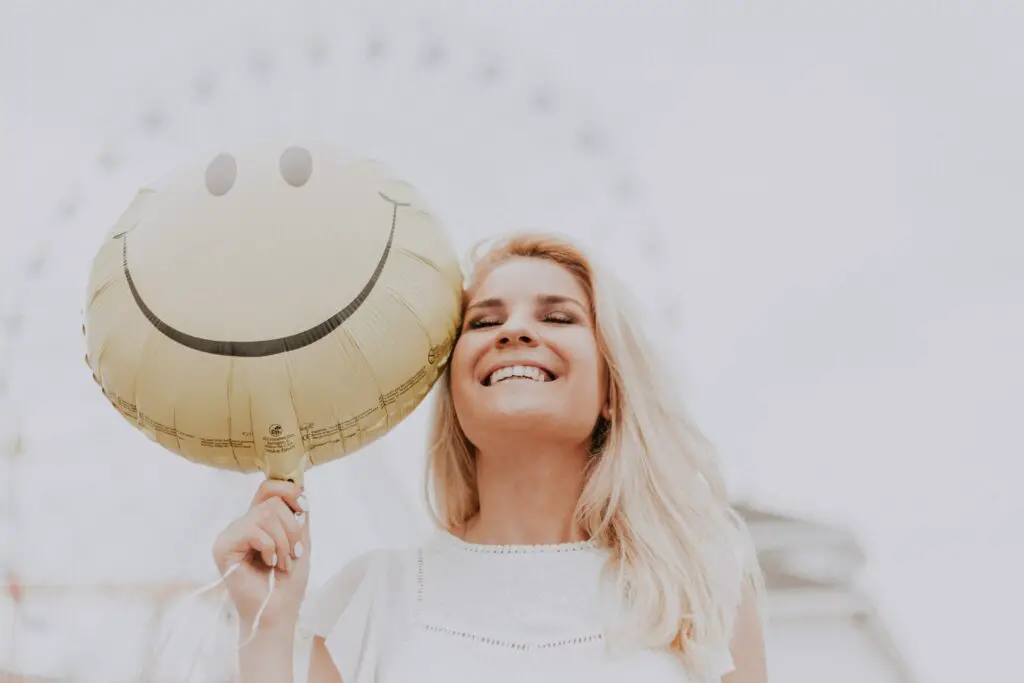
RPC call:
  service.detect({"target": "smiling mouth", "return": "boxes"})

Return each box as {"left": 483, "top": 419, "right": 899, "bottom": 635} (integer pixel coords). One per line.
{"left": 483, "top": 365, "right": 557, "bottom": 386}
{"left": 113, "top": 191, "right": 405, "bottom": 358}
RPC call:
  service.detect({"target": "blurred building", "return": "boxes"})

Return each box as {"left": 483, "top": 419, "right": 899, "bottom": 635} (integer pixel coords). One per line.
{"left": 739, "top": 504, "right": 918, "bottom": 683}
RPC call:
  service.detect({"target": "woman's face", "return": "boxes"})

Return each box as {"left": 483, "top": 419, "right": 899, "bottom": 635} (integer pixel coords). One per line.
{"left": 450, "top": 257, "right": 607, "bottom": 449}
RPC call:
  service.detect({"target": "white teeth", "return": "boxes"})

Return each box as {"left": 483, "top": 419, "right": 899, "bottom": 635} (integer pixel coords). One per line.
{"left": 487, "top": 365, "right": 551, "bottom": 385}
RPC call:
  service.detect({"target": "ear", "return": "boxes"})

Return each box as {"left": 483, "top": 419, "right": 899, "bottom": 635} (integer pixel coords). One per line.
{"left": 601, "top": 403, "right": 612, "bottom": 420}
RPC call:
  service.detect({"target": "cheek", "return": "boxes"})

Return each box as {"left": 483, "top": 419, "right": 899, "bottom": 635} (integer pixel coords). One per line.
{"left": 584, "top": 354, "right": 607, "bottom": 399}
{"left": 449, "top": 336, "right": 480, "bottom": 397}
{"left": 565, "top": 341, "right": 606, "bottom": 397}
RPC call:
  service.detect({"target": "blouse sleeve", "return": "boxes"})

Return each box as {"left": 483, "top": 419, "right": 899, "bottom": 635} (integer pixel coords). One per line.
{"left": 293, "top": 550, "right": 389, "bottom": 683}
{"left": 708, "top": 647, "right": 735, "bottom": 681}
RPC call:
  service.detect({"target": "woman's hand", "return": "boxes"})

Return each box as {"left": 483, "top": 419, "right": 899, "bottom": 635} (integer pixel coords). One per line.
{"left": 212, "top": 479, "right": 311, "bottom": 630}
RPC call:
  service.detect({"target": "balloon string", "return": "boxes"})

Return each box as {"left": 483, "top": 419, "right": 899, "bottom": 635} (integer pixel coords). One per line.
{"left": 151, "top": 559, "right": 277, "bottom": 672}
{"left": 149, "top": 561, "right": 241, "bottom": 667}
{"left": 239, "top": 563, "right": 277, "bottom": 648}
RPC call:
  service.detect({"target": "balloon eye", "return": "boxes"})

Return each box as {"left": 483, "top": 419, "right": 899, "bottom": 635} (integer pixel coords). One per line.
{"left": 205, "top": 153, "right": 237, "bottom": 196}
{"left": 280, "top": 146, "right": 313, "bottom": 187}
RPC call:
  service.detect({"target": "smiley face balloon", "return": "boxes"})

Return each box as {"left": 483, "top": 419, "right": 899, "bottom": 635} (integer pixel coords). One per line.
{"left": 83, "top": 142, "right": 463, "bottom": 485}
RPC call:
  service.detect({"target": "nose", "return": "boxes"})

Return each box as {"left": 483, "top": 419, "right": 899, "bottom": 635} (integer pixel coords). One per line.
{"left": 496, "top": 319, "right": 538, "bottom": 348}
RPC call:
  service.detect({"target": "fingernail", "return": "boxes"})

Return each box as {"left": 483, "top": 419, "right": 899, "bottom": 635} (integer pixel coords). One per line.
{"left": 297, "top": 495, "right": 309, "bottom": 513}
{"left": 271, "top": 552, "right": 278, "bottom": 567}
{"left": 294, "top": 541, "right": 304, "bottom": 559}
{"left": 296, "top": 512, "right": 306, "bottom": 528}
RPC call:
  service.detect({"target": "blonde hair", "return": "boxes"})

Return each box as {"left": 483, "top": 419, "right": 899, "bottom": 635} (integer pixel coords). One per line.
{"left": 425, "top": 233, "right": 764, "bottom": 676}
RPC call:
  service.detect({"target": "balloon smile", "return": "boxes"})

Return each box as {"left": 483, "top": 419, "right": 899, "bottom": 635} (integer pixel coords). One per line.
{"left": 115, "top": 191, "right": 406, "bottom": 358}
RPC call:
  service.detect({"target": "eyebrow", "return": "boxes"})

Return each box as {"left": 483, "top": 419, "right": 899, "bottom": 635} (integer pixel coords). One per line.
{"left": 466, "top": 294, "right": 587, "bottom": 313}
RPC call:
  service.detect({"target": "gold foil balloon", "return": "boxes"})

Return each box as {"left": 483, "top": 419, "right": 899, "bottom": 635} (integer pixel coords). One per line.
{"left": 83, "top": 142, "right": 463, "bottom": 485}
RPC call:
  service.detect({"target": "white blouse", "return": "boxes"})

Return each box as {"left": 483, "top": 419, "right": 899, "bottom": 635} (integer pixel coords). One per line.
{"left": 294, "top": 531, "right": 734, "bottom": 683}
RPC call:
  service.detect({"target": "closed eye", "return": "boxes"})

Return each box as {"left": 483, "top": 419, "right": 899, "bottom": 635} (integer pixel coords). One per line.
{"left": 543, "top": 311, "right": 577, "bottom": 324}
{"left": 466, "top": 311, "right": 577, "bottom": 330}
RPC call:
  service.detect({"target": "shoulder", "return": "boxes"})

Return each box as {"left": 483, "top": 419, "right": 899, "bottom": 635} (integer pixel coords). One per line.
{"left": 298, "top": 545, "right": 416, "bottom": 639}
{"left": 293, "top": 546, "right": 416, "bottom": 683}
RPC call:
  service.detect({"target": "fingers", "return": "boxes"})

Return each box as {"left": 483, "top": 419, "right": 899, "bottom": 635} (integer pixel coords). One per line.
{"left": 252, "top": 496, "right": 306, "bottom": 572}
{"left": 249, "top": 526, "right": 277, "bottom": 569}
{"left": 257, "top": 510, "right": 291, "bottom": 572}
{"left": 250, "top": 479, "right": 307, "bottom": 517}
{"left": 214, "top": 480, "right": 312, "bottom": 578}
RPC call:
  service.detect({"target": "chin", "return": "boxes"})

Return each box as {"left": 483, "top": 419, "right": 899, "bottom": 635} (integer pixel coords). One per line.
{"left": 453, "top": 379, "right": 600, "bottom": 447}
{"left": 481, "top": 401, "right": 563, "bottom": 431}
{"left": 460, "top": 403, "right": 596, "bottom": 450}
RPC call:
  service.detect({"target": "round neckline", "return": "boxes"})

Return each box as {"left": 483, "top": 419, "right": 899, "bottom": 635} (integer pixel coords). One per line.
{"left": 436, "top": 529, "right": 597, "bottom": 554}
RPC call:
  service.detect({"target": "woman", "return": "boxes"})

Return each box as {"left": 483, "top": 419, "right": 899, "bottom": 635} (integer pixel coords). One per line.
{"left": 213, "top": 233, "right": 768, "bottom": 683}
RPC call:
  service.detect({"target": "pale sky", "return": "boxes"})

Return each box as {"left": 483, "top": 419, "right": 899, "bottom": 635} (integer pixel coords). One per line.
{"left": 1, "top": 2, "right": 1022, "bottom": 682}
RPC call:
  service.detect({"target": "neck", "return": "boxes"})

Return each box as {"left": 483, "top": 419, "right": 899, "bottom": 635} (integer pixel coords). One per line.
{"left": 461, "top": 439, "right": 590, "bottom": 546}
